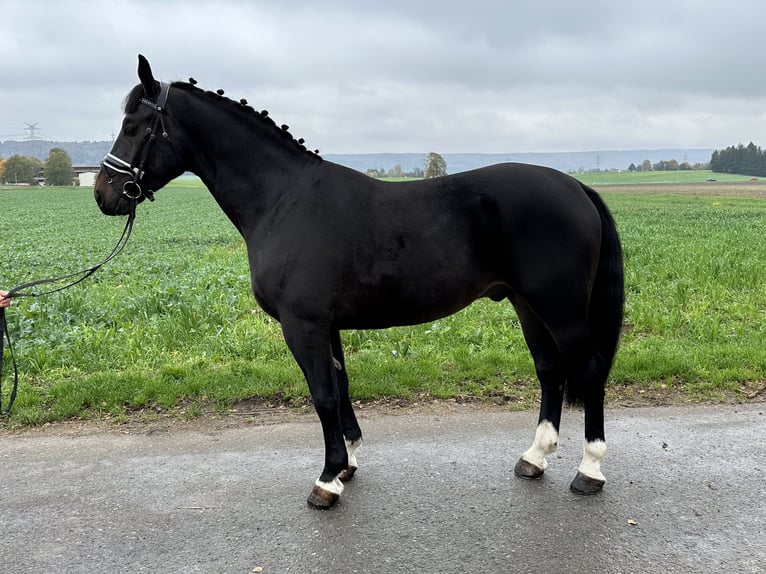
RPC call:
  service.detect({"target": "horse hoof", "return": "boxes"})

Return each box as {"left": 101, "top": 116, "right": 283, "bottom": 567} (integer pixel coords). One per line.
{"left": 338, "top": 466, "right": 358, "bottom": 482}
{"left": 570, "top": 471, "right": 605, "bottom": 495}
{"left": 514, "top": 458, "right": 545, "bottom": 480}
{"left": 307, "top": 484, "right": 339, "bottom": 509}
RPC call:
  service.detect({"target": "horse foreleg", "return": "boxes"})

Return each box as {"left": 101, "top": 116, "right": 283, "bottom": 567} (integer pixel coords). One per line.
{"left": 331, "top": 330, "right": 363, "bottom": 482}
{"left": 281, "top": 318, "right": 348, "bottom": 509}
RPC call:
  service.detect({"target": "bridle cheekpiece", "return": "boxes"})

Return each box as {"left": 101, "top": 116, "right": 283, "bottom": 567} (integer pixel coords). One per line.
{"left": 101, "top": 81, "right": 172, "bottom": 202}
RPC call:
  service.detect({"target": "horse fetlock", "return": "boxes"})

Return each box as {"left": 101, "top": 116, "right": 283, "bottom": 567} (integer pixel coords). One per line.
{"left": 572, "top": 439, "right": 607, "bottom": 494}
{"left": 518, "top": 420, "right": 559, "bottom": 472}
{"left": 577, "top": 439, "right": 607, "bottom": 482}
{"left": 338, "top": 466, "right": 357, "bottom": 482}
{"left": 338, "top": 438, "right": 362, "bottom": 482}
{"left": 345, "top": 437, "right": 362, "bottom": 467}
{"left": 536, "top": 421, "right": 560, "bottom": 454}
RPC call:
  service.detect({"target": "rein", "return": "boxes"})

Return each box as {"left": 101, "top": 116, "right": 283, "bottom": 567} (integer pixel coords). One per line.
{"left": 0, "top": 184, "right": 138, "bottom": 416}
{"left": 1, "top": 84, "right": 172, "bottom": 415}
{"left": 2, "top": 81, "right": 174, "bottom": 415}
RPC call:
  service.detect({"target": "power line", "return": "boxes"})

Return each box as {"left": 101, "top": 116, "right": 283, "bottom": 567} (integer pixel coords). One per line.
{"left": 24, "top": 123, "right": 41, "bottom": 140}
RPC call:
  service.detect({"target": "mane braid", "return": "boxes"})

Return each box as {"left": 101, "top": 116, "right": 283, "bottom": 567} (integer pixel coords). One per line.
{"left": 170, "top": 80, "right": 322, "bottom": 160}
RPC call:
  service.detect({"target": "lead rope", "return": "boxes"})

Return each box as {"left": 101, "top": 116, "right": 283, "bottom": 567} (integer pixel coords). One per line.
{"left": 0, "top": 306, "right": 18, "bottom": 416}
{"left": 0, "top": 199, "right": 137, "bottom": 416}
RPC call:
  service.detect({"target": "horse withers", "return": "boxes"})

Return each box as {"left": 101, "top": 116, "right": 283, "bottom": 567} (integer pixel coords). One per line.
{"left": 94, "top": 55, "right": 624, "bottom": 509}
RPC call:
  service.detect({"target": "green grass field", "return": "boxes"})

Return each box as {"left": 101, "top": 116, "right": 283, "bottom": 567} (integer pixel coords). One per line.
{"left": 574, "top": 169, "right": 756, "bottom": 186}
{"left": 385, "top": 169, "right": 758, "bottom": 186}
{"left": 1, "top": 174, "right": 764, "bottom": 425}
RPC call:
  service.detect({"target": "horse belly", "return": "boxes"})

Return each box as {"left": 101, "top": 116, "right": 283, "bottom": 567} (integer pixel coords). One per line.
{"left": 333, "top": 268, "right": 494, "bottom": 330}
{"left": 333, "top": 215, "right": 501, "bottom": 329}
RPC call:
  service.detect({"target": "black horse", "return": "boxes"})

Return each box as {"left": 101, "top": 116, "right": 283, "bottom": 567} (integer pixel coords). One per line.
{"left": 95, "top": 56, "right": 624, "bottom": 509}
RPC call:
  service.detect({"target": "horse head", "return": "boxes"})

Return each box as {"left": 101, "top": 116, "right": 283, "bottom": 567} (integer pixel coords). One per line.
{"left": 94, "top": 55, "right": 185, "bottom": 215}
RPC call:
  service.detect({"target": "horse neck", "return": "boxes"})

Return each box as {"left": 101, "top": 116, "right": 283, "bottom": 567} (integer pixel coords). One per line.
{"left": 172, "top": 87, "right": 314, "bottom": 231}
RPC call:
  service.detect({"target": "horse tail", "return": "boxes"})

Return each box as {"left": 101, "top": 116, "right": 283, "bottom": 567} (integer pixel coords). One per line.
{"left": 569, "top": 184, "right": 625, "bottom": 404}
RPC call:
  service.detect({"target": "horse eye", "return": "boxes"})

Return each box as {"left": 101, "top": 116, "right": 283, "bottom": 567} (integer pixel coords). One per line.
{"left": 123, "top": 124, "right": 138, "bottom": 137}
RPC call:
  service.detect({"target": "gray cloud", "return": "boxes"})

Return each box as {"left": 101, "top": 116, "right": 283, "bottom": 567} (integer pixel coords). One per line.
{"left": 1, "top": 0, "right": 764, "bottom": 153}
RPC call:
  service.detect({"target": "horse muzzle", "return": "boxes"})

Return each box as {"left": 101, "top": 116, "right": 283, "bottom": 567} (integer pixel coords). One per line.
{"left": 94, "top": 171, "right": 136, "bottom": 216}
{"left": 94, "top": 156, "right": 155, "bottom": 215}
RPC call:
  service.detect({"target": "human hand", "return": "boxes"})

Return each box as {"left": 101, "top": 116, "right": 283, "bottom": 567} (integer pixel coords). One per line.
{"left": 0, "top": 290, "right": 11, "bottom": 308}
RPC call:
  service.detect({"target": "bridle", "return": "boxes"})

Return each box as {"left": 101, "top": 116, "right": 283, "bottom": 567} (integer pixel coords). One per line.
{"left": 101, "top": 81, "right": 173, "bottom": 203}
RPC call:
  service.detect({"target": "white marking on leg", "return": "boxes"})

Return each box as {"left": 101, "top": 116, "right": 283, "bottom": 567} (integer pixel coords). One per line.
{"left": 577, "top": 439, "right": 607, "bottom": 482}
{"left": 521, "top": 420, "right": 559, "bottom": 470}
{"left": 346, "top": 438, "right": 362, "bottom": 469}
{"left": 315, "top": 476, "right": 344, "bottom": 496}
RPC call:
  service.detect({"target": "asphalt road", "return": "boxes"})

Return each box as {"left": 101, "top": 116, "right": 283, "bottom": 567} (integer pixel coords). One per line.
{"left": 1, "top": 403, "right": 764, "bottom": 573}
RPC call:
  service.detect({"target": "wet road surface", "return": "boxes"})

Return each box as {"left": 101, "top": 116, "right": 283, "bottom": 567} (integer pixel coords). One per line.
{"left": 1, "top": 403, "right": 764, "bottom": 573}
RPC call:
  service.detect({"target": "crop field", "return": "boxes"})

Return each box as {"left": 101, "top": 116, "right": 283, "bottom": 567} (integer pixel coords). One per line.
{"left": 575, "top": 169, "right": 759, "bottom": 187}
{"left": 1, "top": 175, "right": 765, "bottom": 425}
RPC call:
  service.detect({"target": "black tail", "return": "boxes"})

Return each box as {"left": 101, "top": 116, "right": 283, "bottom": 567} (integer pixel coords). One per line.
{"left": 563, "top": 184, "right": 624, "bottom": 405}
{"left": 582, "top": 184, "right": 625, "bottom": 374}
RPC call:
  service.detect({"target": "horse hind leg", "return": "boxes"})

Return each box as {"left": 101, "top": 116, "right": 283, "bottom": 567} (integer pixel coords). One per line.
{"left": 331, "top": 330, "right": 363, "bottom": 482}
{"left": 568, "top": 350, "right": 609, "bottom": 495}
{"left": 513, "top": 302, "right": 566, "bottom": 481}
{"left": 513, "top": 296, "right": 609, "bottom": 495}
{"left": 554, "top": 329, "right": 610, "bottom": 495}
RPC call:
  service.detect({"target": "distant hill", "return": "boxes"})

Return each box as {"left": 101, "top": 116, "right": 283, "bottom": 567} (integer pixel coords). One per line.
{"left": 1, "top": 140, "right": 714, "bottom": 174}
{"left": 0, "top": 140, "right": 111, "bottom": 166}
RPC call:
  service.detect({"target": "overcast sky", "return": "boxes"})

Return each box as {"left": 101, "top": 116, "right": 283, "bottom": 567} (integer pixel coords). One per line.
{"left": 1, "top": 0, "right": 764, "bottom": 154}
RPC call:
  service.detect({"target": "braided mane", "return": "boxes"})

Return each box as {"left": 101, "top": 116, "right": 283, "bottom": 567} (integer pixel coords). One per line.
{"left": 123, "top": 80, "right": 321, "bottom": 160}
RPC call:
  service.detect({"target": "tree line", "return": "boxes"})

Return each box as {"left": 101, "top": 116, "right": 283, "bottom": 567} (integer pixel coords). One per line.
{"left": 366, "top": 164, "right": 424, "bottom": 179}
{"left": 366, "top": 152, "right": 447, "bottom": 179}
{"left": 627, "top": 159, "right": 704, "bottom": 172}
{"left": 0, "top": 148, "right": 74, "bottom": 185}
{"left": 709, "top": 142, "right": 766, "bottom": 177}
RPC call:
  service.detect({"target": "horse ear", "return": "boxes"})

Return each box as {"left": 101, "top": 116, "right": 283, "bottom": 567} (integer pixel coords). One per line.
{"left": 137, "top": 54, "right": 159, "bottom": 98}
